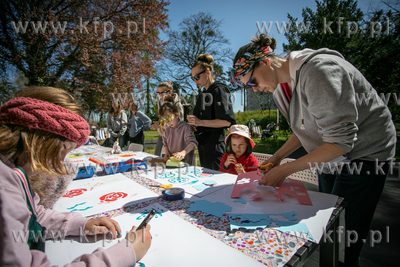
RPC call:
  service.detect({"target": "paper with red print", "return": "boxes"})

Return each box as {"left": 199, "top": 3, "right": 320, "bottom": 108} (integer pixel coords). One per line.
{"left": 231, "top": 171, "right": 312, "bottom": 205}
{"left": 52, "top": 173, "right": 158, "bottom": 217}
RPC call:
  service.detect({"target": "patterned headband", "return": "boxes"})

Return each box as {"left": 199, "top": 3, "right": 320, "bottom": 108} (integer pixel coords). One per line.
{"left": 230, "top": 46, "right": 273, "bottom": 88}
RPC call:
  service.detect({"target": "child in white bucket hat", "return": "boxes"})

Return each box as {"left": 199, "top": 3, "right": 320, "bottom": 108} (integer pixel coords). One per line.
{"left": 219, "top": 125, "right": 259, "bottom": 175}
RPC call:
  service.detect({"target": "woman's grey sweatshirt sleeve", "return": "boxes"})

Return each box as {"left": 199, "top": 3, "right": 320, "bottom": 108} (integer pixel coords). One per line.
{"left": 303, "top": 59, "right": 359, "bottom": 152}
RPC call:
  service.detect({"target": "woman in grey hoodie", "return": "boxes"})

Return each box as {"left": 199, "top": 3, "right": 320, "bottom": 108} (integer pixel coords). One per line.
{"left": 107, "top": 101, "right": 127, "bottom": 150}
{"left": 231, "top": 34, "right": 396, "bottom": 266}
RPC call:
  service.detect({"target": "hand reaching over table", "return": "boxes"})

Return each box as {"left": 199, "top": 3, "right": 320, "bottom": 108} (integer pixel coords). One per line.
{"left": 126, "top": 224, "right": 152, "bottom": 262}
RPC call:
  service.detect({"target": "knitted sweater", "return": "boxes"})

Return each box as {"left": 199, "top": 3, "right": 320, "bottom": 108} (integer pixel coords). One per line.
{"left": 0, "top": 154, "right": 136, "bottom": 266}
{"left": 162, "top": 121, "right": 198, "bottom": 164}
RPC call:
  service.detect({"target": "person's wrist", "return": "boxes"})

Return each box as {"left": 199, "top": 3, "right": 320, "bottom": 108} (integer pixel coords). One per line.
{"left": 272, "top": 152, "right": 284, "bottom": 163}
{"left": 223, "top": 163, "right": 230, "bottom": 169}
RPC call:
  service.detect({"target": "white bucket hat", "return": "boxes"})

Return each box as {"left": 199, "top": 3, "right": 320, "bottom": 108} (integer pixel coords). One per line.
{"left": 225, "top": 124, "right": 255, "bottom": 148}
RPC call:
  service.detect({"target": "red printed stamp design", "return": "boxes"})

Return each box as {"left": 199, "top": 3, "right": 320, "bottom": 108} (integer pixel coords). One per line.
{"left": 63, "top": 188, "right": 87, "bottom": 198}
{"left": 99, "top": 192, "right": 127, "bottom": 203}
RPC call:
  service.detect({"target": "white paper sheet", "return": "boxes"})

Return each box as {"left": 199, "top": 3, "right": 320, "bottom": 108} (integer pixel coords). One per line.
{"left": 52, "top": 173, "right": 158, "bottom": 217}
{"left": 45, "top": 203, "right": 263, "bottom": 266}
{"left": 136, "top": 166, "right": 238, "bottom": 197}
{"left": 132, "top": 151, "right": 160, "bottom": 161}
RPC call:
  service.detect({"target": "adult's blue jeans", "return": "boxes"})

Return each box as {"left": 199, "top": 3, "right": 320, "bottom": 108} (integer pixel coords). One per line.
{"left": 318, "top": 160, "right": 390, "bottom": 267}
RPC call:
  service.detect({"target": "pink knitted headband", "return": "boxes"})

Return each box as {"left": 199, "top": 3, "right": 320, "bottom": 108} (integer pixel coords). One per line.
{"left": 0, "top": 97, "right": 89, "bottom": 147}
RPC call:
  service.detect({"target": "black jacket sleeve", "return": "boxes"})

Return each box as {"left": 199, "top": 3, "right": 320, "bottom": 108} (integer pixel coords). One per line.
{"left": 193, "top": 81, "right": 236, "bottom": 129}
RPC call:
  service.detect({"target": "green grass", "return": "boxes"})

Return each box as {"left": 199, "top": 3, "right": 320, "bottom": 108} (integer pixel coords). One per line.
{"left": 143, "top": 111, "right": 292, "bottom": 161}
{"left": 144, "top": 130, "right": 159, "bottom": 140}
{"left": 252, "top": 132, "right": 292, "bottom": 155}
{"left": 144, "top": 110, "right": 400, "bottom": 160}
{"left": 235, "top": 110, "right": 277, "bottom": 127}
{"left": 143, "top": 129, "right": 291, "bottom": 164}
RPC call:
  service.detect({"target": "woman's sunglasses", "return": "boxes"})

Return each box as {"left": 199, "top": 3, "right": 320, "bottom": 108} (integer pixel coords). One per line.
{"left": 191, "top": 69, "right": 206, "bottom": 81}
{"left": 246, "top": 68, "right": 258, "bottom": 87}
{"left": 159, "top": 114, "right": 175, "bottom": 127}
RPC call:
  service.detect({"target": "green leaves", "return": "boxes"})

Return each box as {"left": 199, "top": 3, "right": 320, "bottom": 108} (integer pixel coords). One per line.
{"left": 284, "top": 0, "right": 400, "bottom": 122}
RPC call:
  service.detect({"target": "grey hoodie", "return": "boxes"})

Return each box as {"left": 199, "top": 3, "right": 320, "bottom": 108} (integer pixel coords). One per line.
{"left": 273, "top": 48, "right": 396, "bottom": 161}
{"left": 107, "top": 110, "right": 127, "bottom": 136}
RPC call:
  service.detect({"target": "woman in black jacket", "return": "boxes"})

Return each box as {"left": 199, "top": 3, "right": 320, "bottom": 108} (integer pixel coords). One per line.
{"left": 187, "top": 54, "right": 236, "bottom": 170}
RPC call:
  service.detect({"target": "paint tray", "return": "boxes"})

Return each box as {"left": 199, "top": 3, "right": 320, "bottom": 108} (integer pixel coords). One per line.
{"left": 64, "top": 158, "right": 96, "bottom": 180}
{"left": 75, "top": 166, "right": 96, "bottom": 179}
{"left": 166, "top": 157, "right": 185, "bottom": 168}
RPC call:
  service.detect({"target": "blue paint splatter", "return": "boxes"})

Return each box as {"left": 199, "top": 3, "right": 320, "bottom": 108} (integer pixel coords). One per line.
{"left": 168, "top": 177, "right": 190, "bottom": 184}
{"left": 185, "top": 180, "right": 198, "bottom": 185}
{"left": 136, "top": 210, "right": 163, "bottom": 220}
{"left": 67, "top": 202, "right": 86, "bottom": 210}
{"left": 70, "top": 206, "right": 93, "bottom": 212}
{"left": 233, "top": 197, "right": 247, "bottom": 204}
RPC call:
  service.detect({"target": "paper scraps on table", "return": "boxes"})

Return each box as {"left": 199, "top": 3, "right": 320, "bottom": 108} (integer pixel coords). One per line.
{"left": 193, "top": 184, "right": 209, "bottom": 191}
{"left": 192, "top": 180, "right": 217, "bottom": 191}
{"left": 274, "top": 222, "right": 314, "bottom": 241}
{"left": 231, "top": 171, "right": 312, "bottom": 205}
{"left": 232, "top": 197, "right": 247, "bottom": 204}
{"left": 188, "top": 200, "right": 232, "bottom": 217}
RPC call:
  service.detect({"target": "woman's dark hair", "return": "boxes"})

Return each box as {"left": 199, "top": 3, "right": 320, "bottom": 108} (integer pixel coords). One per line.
{"left": 225, "top": 134, "right": 253, "bottom": 157}
{"left": 233, "top": 33, "right": 277, "bottom": 65}
{"left": 192, "top": 53, "right": 214, "bottom": 72}
{"left": 159, "top": 95, "right": 179, "bottom": 117}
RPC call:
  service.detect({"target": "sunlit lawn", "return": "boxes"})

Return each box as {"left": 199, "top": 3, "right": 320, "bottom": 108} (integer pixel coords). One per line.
{"left": 143, "top": 130, "right": 294, "bottom": 164}
{"left": 144, "top": 130, "right": 159, "bottom": 140}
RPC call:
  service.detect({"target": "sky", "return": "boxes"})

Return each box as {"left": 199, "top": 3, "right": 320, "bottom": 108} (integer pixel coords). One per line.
{"left": 159, "top": 0, "right": 383, "bottom": 112}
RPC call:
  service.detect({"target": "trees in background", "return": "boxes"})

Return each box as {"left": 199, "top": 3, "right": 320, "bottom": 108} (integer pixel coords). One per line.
{"left": 283, "top": 0, "right": 400, "bottom": 122}
{"left": 161, "top": 11, "right": 232, "bottom": 95}
{"left": 0, "top": 0, "right": 169, "bottom": 116}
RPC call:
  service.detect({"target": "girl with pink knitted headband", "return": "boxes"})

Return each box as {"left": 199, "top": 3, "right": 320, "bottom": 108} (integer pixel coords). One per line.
{"left": 0, "top": 86, "right": 151, "bottom": 266}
